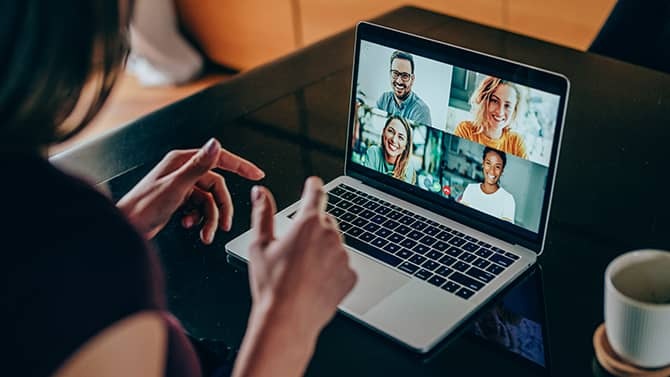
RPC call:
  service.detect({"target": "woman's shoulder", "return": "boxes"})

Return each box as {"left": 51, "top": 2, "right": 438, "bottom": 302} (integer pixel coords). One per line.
{"left": 4, "top": 156, "right": 164, "bottom": 377}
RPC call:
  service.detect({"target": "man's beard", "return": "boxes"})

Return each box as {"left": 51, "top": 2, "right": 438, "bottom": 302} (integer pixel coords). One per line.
{"left": 395, "top": 90, "right": 410, "bottom": 101}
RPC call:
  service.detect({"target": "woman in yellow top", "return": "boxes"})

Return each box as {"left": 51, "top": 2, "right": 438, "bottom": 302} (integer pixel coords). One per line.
{"left": 455, "top": 76, "right": 528, "bottom": 159}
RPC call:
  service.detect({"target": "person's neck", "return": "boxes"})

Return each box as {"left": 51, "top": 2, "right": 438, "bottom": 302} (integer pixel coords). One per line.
{"left": 394, "top": 92, "right": 410, "bottom": 106}
{"left": 480, "top": 182, "right": 499, "bottom": 194}
{"left": 384, "top": 153, "right": 397, "bottom": 165}
{"left": 484, "top": 124, "right": 504, "bottom": 140}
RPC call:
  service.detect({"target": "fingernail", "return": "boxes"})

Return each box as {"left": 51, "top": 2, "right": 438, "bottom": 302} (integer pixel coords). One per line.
{"left": 251, "top": 186, "right": 262, "bottom": 202}
{"left": 202, "top": 138, "right": 218, "bottom": 156}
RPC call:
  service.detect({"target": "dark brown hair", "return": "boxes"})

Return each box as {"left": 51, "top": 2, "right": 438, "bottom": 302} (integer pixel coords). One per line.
{"left": 0, "top": 1, "right": 131, "bottom": 152}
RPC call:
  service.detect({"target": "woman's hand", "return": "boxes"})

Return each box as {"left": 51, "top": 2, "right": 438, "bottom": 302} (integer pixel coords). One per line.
{"left": 117, "top": 138, "right": 264, "bottom": 244}
{"left": 232, "top": 177, "right": 357, "bottom": 377}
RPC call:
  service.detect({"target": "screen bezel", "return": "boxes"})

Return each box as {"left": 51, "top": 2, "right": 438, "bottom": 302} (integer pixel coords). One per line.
{"left": 345, "top": 22, "right": 569, "bottom": 253}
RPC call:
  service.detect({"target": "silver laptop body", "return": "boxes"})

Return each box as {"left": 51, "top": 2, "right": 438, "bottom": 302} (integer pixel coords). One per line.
{"left": 227, "top": 22, "right": 569, "bottom": 353}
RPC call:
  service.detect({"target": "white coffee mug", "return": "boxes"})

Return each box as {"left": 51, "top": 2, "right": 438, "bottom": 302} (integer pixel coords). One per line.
{"left": 604, "top": 249, "right": 670, "bottom": 368}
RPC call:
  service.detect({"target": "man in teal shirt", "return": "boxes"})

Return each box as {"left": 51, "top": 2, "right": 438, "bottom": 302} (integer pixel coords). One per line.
{"left": 376, "top": 50, "right": 432, "bottom": 127}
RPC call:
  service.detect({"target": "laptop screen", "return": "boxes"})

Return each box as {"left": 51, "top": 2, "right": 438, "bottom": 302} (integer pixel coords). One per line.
{"left": 347, "top": 23, "right": 568, "bottom": 251}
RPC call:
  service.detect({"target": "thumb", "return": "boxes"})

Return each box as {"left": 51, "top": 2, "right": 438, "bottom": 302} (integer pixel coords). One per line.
{"left": 175, "top": 138, "right": 220, "bottom": 184}
{"left": 251, "top": 185, "right": 276, "bottom": 247}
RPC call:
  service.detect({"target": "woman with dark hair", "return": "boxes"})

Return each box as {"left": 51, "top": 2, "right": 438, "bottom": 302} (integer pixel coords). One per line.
{"left": 3, "top": 1, "right": 355, "bottom": 376}
{"left": 458, "top": 147, "right": 516, "bottom": 223}
{"left": 363, "top": 116, "right": 416, "bottom": 183}
{"left": 455, "top": 76, "right": 528, "bottom": 159}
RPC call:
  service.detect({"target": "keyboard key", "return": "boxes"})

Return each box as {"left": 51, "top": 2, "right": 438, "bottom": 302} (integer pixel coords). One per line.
{"left": 478, "top": 240, "right": 493, "bottom": 249}
{"left": 395, "top": 248, "right": 413, "bottom": 259}
{"left": 489, "top": 254, "right": 514, "bottom": 268}
{"left": 374, "top": 228, "right": 392, "bottom": 238}
{"left": 387, "top": 233, "right": 404, "bottom": 244}
{"left": 363, "top": 201, "right": 379, "bottom": 210}
{"left": 383, "top": 243, "right": 401, "bottom": 254}
{"left": 412, "top": 244, "right": 430, "bottom": 255}
{"left": 504, "top": 252, "right": 520, "bottom": 260}
{"left": 388, "top": 211, "right": 403, "bottom": 220}
{"left": 352, "top": 196, "right": 367, "bottom": 205}
{"left": 359, "top": 232, "right": 375, "bottom": 242}
{"left": 400, "top": 238, "right": 417, "bottom": 249}
{"left": 341, "top": 192, "right": 356, "bottom": 200}
{"left": 422, "top": 260, "right": 440, "bottom": 271}
{"left": 372, "top": 237, "right": 389, "bottom": 248}
{"left": 410, "top": 221, "right": 428, "bottom": 231}
{"left": 436, "top": 231, "right": 453, "bottom": 242}
{"left": 439, "top": 255, "right": 457, "bottom": 266}
{"left": 328, "top": 194, "right": 342, "bottom": 205}
{"left": 432, "top": 241, "right": 449, "bottom": 251}
{"left": 363, "top": 223, "right": 380, "bottom": 233}
{"left": 458, "top": 252, "right": 476, "bottom": 263}
{"left": 491, "top": 246, "right": 505, "bottom": 254}
{"left": 428, "top": 275, "right": 447, "bottom": 287}
{"left": 419, "top": 235, "right": 437, "bottom": 247}
{"left": 407, "top": 230, "right": 423, "bottom": 240}
{"left": 456, "top": 287, "right": 475, "bottom": 299}
{"left": 395, "top": 225, "right": 412, "bottom": 235}
{"left": 414, "top": 269, "right": 432, "bottom": 280}
{"left": 409, "top": 254, "right": 427, "bottom": 265}
{"left": 328, "top": 207, "right": 345, "bottom": 218}
{"left": 446, "top": 247, "right": 462, "bottom": 257}
{"left": 398, "top": 262, "right": 419, "bottom": 275}
{"left": 339, "top": 222, "right": 352, "bottom": 233}
{"left": 435, "top": 266, "right": 453, "bottom": 277}
{"left": 424, "top": 226, "right": 440, "bottom": 236}
{"left": 347, "top": 227, "right": 363, "bottom": 237}
{"left": 486, "top": 264, "right": 504, "bottom": 275}
{"left": 382, "top": 219, "right": 400, "bottom": 230}
{"left": 464, "top": 235, "right": 477, "bottom": 242}
{"left": 473, "top": 258, "right": 491, "bottom": 269}
{"left": 426, "top": 250, "right": 444, "bottom": 261}
{"left": 330, "top": 187, "right": 345, "bottom": 196}
{"left": 453, "top": 261, "right": 470, "bottom": 272}
{"left": 466, "top": 267, "right": 496, "bottom": 283}
{"left": 341, "top": 212, "right": 355, "bottom": 222}
{"left": 371, "top": 215, "right": 386, "bottom": 224}
{"left": 344, "top": 235, "right": 402, "bottom": 267}
{"left": 398, "top": 215, "right": 415, "bottom": 225}
{"left": 449, "top": 272, "right": 485, "bottom": 291}
{"left": 442, "top": 281, "right": 460, "bottom": 293}
{"left": 338, "top": 201, "right": 353, "bottom": 210}
{"left": 475, "top": 248, "right": 493, "bottom": 258}
{"left": 375, "top": 206, "right": 392, "bottom": 215}
{"left": 448, "top": 237, "right": 466, "bottom": 247}
{"left": 463, "top": 242, "right": 479, "bottom": 252}
{"left": 359, "top": 209, "right": 375, "bottom": 219}
{"left": 352, "top": 217, "right": 367, "bottom": 228}
{"left": 349, "top": 205, "right": 363, "bottom": 214}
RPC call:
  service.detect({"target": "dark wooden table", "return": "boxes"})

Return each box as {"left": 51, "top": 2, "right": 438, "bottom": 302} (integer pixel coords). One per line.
{"left": 51, "top": 6, "right": 670, "bottom": 377}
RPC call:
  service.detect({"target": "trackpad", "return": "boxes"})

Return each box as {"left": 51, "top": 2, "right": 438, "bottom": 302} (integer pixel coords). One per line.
{"left": 340, "top": 250, "right": 410, "bottom": 315}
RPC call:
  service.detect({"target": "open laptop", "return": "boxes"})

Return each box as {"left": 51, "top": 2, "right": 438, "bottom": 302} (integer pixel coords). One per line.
{"left": 227, "top": 21, "right": 569, "bottom": 353}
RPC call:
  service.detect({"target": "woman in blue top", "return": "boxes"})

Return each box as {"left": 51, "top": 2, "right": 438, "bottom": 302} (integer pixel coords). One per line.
{"left": 364, "top": 116, "right": 416, "bottom": 184}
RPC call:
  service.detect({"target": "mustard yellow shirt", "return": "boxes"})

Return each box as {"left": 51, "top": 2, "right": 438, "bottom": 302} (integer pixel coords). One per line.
{"left": 454, "top": 121, "right": 528, "bottom": 159}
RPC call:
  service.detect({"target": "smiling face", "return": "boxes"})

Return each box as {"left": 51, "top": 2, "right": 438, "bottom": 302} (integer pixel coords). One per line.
{"left": 482, "top": 150, "right": 505, "bottom": 186}
{"left": 485, "top": 84, "right": 518, "bottom": 130}
{"left": 390, "top": 58, "right": 414, "bottom": 101}
{"left": 382, "top": 118, "right": 408, "bottom": 162}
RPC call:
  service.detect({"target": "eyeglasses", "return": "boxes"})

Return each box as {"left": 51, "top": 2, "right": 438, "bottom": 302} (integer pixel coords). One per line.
{"left": 390, "top": 70, "right": 412, "bottom": 82}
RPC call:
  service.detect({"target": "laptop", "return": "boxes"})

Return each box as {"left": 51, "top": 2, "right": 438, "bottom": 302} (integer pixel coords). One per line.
{"left": 226, "top": 21, "right": 569, "bottom": 353}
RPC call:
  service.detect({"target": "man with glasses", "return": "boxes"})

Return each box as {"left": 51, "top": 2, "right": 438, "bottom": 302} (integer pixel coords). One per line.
{"left": 376, "top": 50, "right": 432, "bottom": 127}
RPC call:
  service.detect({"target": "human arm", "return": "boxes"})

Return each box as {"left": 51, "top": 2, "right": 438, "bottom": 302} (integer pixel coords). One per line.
{"left": 501, "top": 191, "right": 516, "bottom": 223}
{"left": 53, "top": 312, "right": 166, "bottom": 377}
{"left": 232, "top": 177, "right": 357, "bottom": 377}
{"left": 117, "top": 138, "right": 265, "bottom": 244}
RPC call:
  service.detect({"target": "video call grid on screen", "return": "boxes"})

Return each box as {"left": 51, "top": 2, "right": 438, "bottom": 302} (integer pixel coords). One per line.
{"left": 350, "top": 40, "right": 563, "bottom": 234}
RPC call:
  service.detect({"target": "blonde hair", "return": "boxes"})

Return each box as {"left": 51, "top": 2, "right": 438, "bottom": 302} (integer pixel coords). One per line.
{"left": 469, "top": 76, "right": 522, "bottom": 135}
{"left": 382, "top": 116, "right": 413, "bottom": 181}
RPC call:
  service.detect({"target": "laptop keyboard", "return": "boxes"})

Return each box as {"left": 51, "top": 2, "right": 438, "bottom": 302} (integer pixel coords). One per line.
{"left": 292, "top": 183, "right": 519, "bottom": 300}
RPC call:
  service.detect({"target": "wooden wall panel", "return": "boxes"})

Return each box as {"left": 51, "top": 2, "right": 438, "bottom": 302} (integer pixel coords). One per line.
{"left": 176, "top": 0, "right": 297, "bottom": 70}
